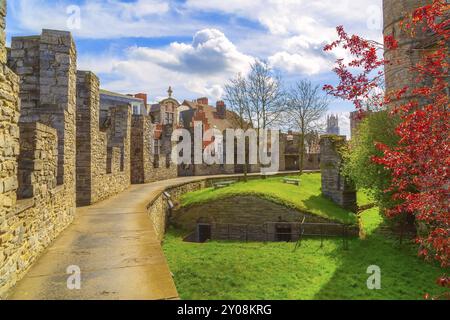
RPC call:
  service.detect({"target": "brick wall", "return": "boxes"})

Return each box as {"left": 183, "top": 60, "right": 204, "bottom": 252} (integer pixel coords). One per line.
{"left": 320, "top": 135, "right": 357, "bottom": 212}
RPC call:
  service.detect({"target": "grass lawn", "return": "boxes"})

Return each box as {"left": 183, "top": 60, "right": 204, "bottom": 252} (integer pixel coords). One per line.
{"left": 181, "top": 173, "right": 369, "bottom": 224}
{"left": 163, "top": 207, "right": 448, "bottom": 300}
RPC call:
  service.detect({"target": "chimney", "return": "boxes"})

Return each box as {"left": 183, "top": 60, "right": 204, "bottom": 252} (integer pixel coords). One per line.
{"left": 135, "top": 93, "right": 148, "bottom": 106}
{"left": 197, "top": 97, "right": 209, "bottom": 105}
{"left": 216, "top": 100, "right": 226, "bottom": 119}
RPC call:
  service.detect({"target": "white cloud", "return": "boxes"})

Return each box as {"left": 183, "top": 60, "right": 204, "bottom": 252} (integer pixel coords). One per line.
{"left": 184, "top": 0, "right": 382, "bottom": 76}
{"left": 185, "top": 0, "right": 382, "bottom": 38}
{"left": 9, "top": 0, "right": 198, "bottom": 38}
{"left": 128, "top": 29, "right": 254, "bottom": 75}
{"left": 7, "top": 0, "right": 383, "bottom": 116}
{"left": 78, "top": 28, "right": 254, "bottom": 101}
{"left": 269, "top": 52, "right": 330, "bottom": 75}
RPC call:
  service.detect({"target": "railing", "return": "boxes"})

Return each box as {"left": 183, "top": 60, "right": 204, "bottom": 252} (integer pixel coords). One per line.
{"left": 192, "top": 219, "right": 357, "bottom": 250}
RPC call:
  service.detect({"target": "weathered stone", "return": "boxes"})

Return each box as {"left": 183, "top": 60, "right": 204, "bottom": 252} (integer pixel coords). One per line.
{"left": 1, "top": 18, "right": 76, "bottom": 297}
{"left": 76, "top": 71, "right": 131, "bottom": 206}
{"left": 320, "top": 135, "right": 357, "bottom": 212}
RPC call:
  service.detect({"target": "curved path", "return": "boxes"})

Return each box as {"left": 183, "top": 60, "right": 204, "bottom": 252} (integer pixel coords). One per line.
{"left": 7, "top": 172, "right": 300, "bottom": 300}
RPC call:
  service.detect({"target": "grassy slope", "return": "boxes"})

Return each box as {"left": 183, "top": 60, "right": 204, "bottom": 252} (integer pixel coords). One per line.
{"left": 163, "top": 207, "right": 447, "bottom": 300}
{"left": 181, "top": 173, "right": 366, "bottom": 224}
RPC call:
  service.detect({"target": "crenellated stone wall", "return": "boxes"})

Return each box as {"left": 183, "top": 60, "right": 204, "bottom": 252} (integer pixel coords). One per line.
{"left": 320, "top": 135, "right": 357, "bottom": 212}
{"left": 150, "top": 124, "right": 178, "bottom": 182}
{"left": 131, "top": 115, "right": 153, "bottom": 184}
{"left": 76, "top": 71, "right": 131, "bottom": 206}
{"left": 1, "top": 121, "right": 76, "bottom": 298}
{"left": 9, "top": 30, "right": 77, "bottom": 192}
{"left": 1, "top": 16, "right": 77, "bottom": 296}
{"left": 0, "top": 0, "right": 20, "bottom": 296}
{"left": 0, "top": 0, "right": 6, "bottom": 64}
{"left": 17, "top": 123, "right": 57, "bottom": 200}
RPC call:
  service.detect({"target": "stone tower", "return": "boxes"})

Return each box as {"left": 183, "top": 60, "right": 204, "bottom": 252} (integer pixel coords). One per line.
{"left": 383, "top": 0, "right": 444, "bottom": 107}
{"left": 326, "top": 114, "right": 340, "bottom": 135}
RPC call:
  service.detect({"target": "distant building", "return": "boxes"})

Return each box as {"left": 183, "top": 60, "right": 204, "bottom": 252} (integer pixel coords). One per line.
{"left": 326, "top": 114, "right": 340, "bottom": 135}
{"left": 282, "top": 131, "right": 321, "bottom": 171}
{"left": 99, "top": 89, "right": 147, "bottom": 119}
{"left": 149, "top": 87, "right": 180, "bottom": 126}
{"left": 177, "top": 97, "right": 252, "bottom": 176}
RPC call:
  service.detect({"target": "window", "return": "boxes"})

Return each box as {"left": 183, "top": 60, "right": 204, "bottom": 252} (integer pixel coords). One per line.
{"left": 154, "top": 139, "right": 160, "bottom": 155}
{"left": 133, "top": 105, "right": 140, "bottom": 115}
{"left": 165, "top": 112, "right": 174, "bottom": 124}
{"left": 166, "top": 154, "right": 171, "bottom": 168}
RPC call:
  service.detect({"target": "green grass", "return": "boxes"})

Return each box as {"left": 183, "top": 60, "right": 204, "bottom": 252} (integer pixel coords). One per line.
{"left": 163, "top": 207, "right": 448, "bottom": 300}
{"left": 357, "top": 189, "right": 375, "bottom": 207}
{"left": 181, "top": 173, "right": 363, "bottom": 224}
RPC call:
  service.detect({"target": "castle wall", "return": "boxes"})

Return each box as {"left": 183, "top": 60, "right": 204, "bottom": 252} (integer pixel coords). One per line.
{"left": 0, "top": 1, "right": 21, "bottom": 296}
{"left": 131, "top": 115, "right": 153, "bottom": 184}
{"left": 9, "top": 29, "right": 77, "bottom": 199}
{"left": 0, "top": 0, "right": 5, "bottom": 65}
{"left": 320, "top": 135, "right": 356, "bottom": 212}
{"left": 150, "top": 125, "right": 178, "bottom": 182}
{"left": 383, "top": 0, "right": 430, "bottom": 102}
{"left": 1, "top": 12, "right": 77, "bottom": 295}
{"left": 76, "top": 71, "right": 131, "bottom": 205}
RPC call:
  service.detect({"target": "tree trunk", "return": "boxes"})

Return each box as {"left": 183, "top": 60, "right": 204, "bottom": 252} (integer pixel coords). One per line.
{"left": 244, "top": 155, "right": 248, "bottom": 182}
{"left": 299, "top": 134, "right": 305, "bottom": 176}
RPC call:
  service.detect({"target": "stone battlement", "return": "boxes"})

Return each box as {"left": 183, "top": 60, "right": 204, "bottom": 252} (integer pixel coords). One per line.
{"left": 76, "top": 70, "right": 131, "bottom": 206}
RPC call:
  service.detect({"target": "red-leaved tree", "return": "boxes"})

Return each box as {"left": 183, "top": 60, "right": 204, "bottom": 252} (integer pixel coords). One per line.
{"left": 324, "top": 0, "right": 449, "bottom": 296}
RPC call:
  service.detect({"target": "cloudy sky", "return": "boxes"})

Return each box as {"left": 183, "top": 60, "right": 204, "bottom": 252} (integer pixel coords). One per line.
{"left": 5, "top": 0, "right": 383, "bottom": 136}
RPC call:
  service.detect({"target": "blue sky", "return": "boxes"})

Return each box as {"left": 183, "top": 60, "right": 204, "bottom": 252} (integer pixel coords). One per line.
{"left": 5, "top": 0, "right": 383, "bottom": 136}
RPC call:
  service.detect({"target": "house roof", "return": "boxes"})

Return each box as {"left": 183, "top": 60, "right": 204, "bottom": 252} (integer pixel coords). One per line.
{"left": 99, "top": 89, "right": 144, "bottom": 103}
{"left": 180, "top": 100, "right": 241, "bottom": 131}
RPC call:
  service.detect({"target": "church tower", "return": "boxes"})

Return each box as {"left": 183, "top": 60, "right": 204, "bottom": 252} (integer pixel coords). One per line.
{"left": 326, "top": 114, "right": 340, "bottom": 135}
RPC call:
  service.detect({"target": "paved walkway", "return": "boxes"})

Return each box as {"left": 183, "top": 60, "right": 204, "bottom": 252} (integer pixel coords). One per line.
{"left": 7, "top": 172, "right": 299, "bottom": 300}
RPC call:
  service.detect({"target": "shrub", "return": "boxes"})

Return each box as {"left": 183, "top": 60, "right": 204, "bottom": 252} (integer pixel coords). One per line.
{"left": 342, "top": 111, "right": 400, "bottom": 210}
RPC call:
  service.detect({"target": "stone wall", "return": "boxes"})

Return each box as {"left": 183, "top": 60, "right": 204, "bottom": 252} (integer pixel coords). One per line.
{"left": 1, "top": 22, "right": 76, "bottom": 297}
{"left": 383, "top": 0, "right": 447, "bottom": 108}
{"left": 171, "top": 194, "right": 358, "bottom": 242}
{"left": 151, "top": 125, "right": 178, "bottom": 182}
{"left": 18, "top": 123, "right": 57, "bottom": 200}
{"left": 147, "top": 181, "right": 207, "bottom": 241}
{"left": 0, "top": 0, "right": 21, "bottom": 296}
{"left": 76, "top": 71, "right": 131, "bottom": 206}
{"left": 131, "top": 115, "right": 153, "bottom": 184}
{"left": 173, "top": 196, "right": 332, "bottom": 231}
{"left": 0, "top": 0, "right": 6, "bottom": 65}
{"left": 320, "top": 135, "right": 357, "bottom": 212}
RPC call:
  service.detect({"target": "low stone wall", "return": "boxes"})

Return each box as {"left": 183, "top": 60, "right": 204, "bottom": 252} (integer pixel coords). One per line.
{"left": 144, "top": 172, "right": 353, "bottom": 243}
{"left": 146, "top": 180, "right": 207, "bottom": 241}
{"left": 172, "top": 195, "right": 334, "bottom": 231}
